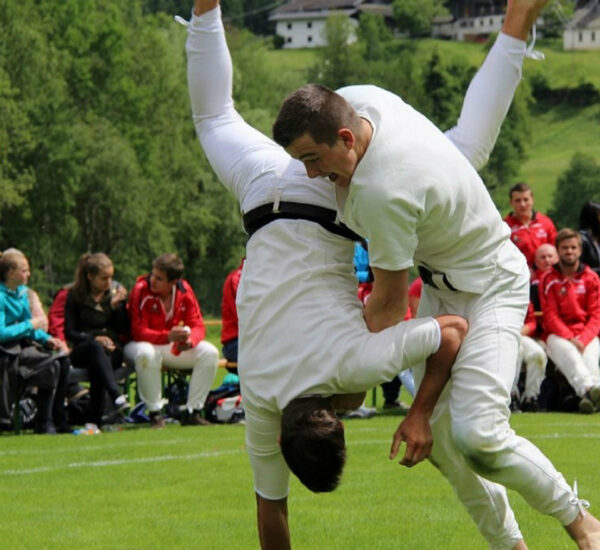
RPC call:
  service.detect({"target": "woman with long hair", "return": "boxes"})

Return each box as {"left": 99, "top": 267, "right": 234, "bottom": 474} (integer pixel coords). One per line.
{"left": 64, "top": 252, "right": 131, "bottom": 426}
{"left": 578, "top": 201, "right": 600, "bottom": 276}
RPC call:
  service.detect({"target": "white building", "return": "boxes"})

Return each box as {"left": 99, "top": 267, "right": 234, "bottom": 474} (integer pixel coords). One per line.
{"left": 563, "top": 0, "right": 600, "bottom": 50}
{"left": 269, "top": 0, "right": 393, "bottom": 49}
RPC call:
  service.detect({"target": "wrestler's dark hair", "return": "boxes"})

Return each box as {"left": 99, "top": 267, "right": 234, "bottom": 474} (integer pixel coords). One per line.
{"left": 280, "top": 396, "right": 346, "bottom": 493}
{"left": 272, "top": 84, "right": 362, "bottom": 148}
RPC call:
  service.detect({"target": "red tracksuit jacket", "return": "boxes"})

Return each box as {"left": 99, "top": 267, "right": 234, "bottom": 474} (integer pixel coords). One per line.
{"left": 504, "top": 211, "right": 557, "bottom": 268}
{"left": 540, "top": 263, "right": 600, "bottom": 346}
{"left": 127, "top": 275, "right": 206, "bottom": 346}
{"left": 220, "top": 260, "right": 243, "bottom": 345}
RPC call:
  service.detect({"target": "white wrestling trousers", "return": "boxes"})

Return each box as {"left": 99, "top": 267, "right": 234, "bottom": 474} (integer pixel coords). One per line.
{"left": 124, "top": 340, "right": 219, "bottom": 412}
{"left": 546, "top": 335, "right": 600, "bottom": 397}
{"left": 518, "top": 335, "right": 547, "bottom": 399}
{"left": 415, "top": 263, "right": 581, "bottom": 550}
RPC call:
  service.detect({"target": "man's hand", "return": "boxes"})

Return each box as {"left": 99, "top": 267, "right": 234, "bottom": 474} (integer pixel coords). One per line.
{"left": 168, "top": 325, "right": 190, "bottom": 343}
{"left": 389, "top": 314, "right": 468, "bottom": 467}
{"left": 570, "top": 337, "right": 585, "bottom": 354}
{"left": 389, "top": 410, "right": 433, "bottom": 467}
{"left": 110, "top": 284, "right": 127, "bottom": 310}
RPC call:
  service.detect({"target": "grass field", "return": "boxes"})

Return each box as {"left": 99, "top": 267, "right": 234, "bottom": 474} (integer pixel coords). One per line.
{"left": 2, "top": 411, "right": 599, "bottom": 549}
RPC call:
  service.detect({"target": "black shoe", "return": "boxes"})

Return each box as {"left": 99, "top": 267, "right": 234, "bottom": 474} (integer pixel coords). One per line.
{"left": 149, "top": 412, "right": 166, "bottom": 429}
{"left": 180, "top": 410, "right": 212, "bottom": 426}
{"left": 34, "top": 421, "right": 57, "bottom": 435}
{"left": 520, "top": 397, "right": 539, "bottom": 413}
{"left": 509, "top": 393, "right": 521, "bottom": 413}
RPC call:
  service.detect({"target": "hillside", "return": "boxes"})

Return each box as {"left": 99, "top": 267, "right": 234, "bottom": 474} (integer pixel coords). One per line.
{"left": 264, "top": 37, "right": 600, "bottom": 214}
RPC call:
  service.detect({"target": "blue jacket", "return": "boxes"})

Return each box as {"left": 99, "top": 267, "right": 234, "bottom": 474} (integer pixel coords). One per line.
{"left": 0, "top": 283, "right": 50, "bottom": 344}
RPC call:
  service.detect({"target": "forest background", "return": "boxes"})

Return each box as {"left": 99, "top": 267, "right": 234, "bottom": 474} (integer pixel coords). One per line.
{"left": 1, "top": 0, "right": 599, "bottom": 314}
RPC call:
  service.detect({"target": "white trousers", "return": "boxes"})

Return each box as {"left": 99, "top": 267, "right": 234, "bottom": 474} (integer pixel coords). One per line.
{"left": 517, "top": 335, "right": 547, "bottom": 399}
{"left": 415, "top": 264, "right": 581, "bottom": 550}
{"left": 546, "top": 335, "right": 600, "bottom": 397}
{"left": 124, "top": 340, "right": 219, "bottom": 412}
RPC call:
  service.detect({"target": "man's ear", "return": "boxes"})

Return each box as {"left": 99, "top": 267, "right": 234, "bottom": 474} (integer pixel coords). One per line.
{"left": 338, "top": 128, "right": 355, "bottom": 150}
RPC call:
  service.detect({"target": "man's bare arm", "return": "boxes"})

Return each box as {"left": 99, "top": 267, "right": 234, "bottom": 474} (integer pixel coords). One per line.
{"left": 364, "top": 267, "right": 409, "bottom": 332}
{"left": 256, "top": 494, "right": 290, "bottom": 550}
{"left": 390, "top": 315, "right": 468, "bottom": 466}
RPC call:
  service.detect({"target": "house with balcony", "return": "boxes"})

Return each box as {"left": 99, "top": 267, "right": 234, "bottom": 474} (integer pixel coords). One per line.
{"left": 269, "top": 0, "right": 393, "bottom": 49}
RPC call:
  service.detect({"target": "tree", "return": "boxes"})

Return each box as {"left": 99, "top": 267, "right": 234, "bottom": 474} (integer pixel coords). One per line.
{"left": 309, "top": 14, "right": 358, "bottom": 89}
{"left": 393, "top": 0, "right": 448, "bottom": 37}
{"left": 357, "top": 12, "right": 392, "bottom": 61}
{"left": 549, "top": 152, "right": 600, "bottom": 230}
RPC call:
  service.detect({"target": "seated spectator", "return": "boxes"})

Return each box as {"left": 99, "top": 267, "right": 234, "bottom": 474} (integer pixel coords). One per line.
{"left": 541, "top": 228, "right": 600, "bottom": 414}
{"left": 48, "top": 284, "right": 73, "bottom": 349}
{"left": 64, "top": 253, "right": 131, "bottom": 427}
{"left": 124, "top": 253, "right": 218, "bottom": 428}
{"left": 530, "top": 243, "right": 559, "bottom": 312}
{"left": 220, "top": 258, "right": 244, "bottom": 375}
{"left": 578, "top": 200, "right": 600, "bottom": 277}
{"left": 0, "top": 248, "right": 70, "bottom": 434}
{"left": 516, "top": 302, "right": 547, "bottom": 412}
{"left": 504, "top": 182, "right": 557, "bottom": 271}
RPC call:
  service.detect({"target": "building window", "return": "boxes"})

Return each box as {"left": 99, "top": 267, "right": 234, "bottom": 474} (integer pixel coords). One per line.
{"left": 286, "top": 36, "right": 292, "bottom": 43}
{"left": 480, "top": 18, "right": 484, "bottom": 26}
{"left": 579, "top": 31, "right": 583, "bottom": 42}
{"left": 592, "top": 31, "right": 596, "bottom": 42}
{"left": 308, "top": 35, "right": 312, "bottom": 42}
{"left": 489, "top": 18, "right": 493, "bottom": 25}
{"left": 287, "top": 23, "right": 292, "bottom": 30}
{"left": 307, "top": 21, "right": 312, "bottom": 29}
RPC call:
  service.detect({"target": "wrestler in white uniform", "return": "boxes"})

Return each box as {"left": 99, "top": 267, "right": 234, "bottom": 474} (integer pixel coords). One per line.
{"left": 185, "top": 6, "right": 543, "bottom": 547}
{"left": 335, "top": 83, "right": 585, "bottom": 548}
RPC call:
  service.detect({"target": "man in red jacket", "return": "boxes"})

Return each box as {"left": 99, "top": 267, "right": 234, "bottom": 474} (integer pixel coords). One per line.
{"left": 541, "top": 229, "right": 600, "bottom": 414}
{"left": 504, "top": 183, "right": 557, "bottom": 271}
{"left": 124, "top": 253, "right": 218, "bottom": 427}
{"left": 220, "top": 259, "right": 244, "bottom": 373}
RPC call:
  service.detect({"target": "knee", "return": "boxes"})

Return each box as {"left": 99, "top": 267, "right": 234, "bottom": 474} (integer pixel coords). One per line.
{"left": 193, "top": 342, "right": 219, "bottom": 368}
{"left": 129, "top": 342, "right": 161, "bottom": 370}
{"left": 451, "top": 418, "right": 510, "bottom": 475}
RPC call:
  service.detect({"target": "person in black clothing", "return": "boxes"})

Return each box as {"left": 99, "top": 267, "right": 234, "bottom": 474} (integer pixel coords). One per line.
{"left": 64, "top": 253, "right": 131, "bottom": 426}
{"left": 578, "top": 201, "right": 600, "bottom": 276}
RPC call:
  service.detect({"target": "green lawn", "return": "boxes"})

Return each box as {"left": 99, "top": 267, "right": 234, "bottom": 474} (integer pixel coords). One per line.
{"left": 1, "top": 412, "right": 599, "bottom": 549}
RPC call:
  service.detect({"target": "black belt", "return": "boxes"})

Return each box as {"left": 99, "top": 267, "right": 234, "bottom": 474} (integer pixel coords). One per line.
{"left": 418, "top": 265, "right": 458, "bottom": 292}
{"left": 242, "top": 201, "right": 362, "bottom": 241}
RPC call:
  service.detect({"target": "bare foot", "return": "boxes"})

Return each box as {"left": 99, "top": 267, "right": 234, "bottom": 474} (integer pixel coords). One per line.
{"left": 565, "top": 513, "right": 600, "bottom": 550}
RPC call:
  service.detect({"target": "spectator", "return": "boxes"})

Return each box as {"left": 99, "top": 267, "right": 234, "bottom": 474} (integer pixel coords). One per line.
{"left": 64, "top": 253, "right": 131, "bottom": 427}
{"left": 220, "top": 258, "right": 244, "bottom": 375}
{"left": 516, "top": 302, "right": 547, "bottom": 412}
{"left": 0, "top": 248, "right": 70, "bottom": 434}
{"left": 504, "top": 182, "right": 557, "bottom": 270}
{"left": 48, "top": 284, "right": 72, "bottom": 347}
{"left": 578, "top": 200, "right": 600, "bottom": 276}
{"left": 530, "top": 243, "right": 559, "bottom": 311}
{"left": 541, "top": 228, "right": 600, "bottom": 414}
{"left": 124, "top": 253, "right": 218, "bottom": 428}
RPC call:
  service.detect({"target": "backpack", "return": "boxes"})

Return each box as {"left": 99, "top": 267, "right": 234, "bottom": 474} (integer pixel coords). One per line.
{"left": 204, "top": 383, "right": 243, "bottom": 423}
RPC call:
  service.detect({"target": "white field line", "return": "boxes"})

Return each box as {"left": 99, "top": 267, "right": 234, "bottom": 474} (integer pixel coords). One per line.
{"left": 0, "top": 435, "right": 243, "bottom": 456}
{"left": 1, "top": 449, "right": 244, "bottom": 476}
